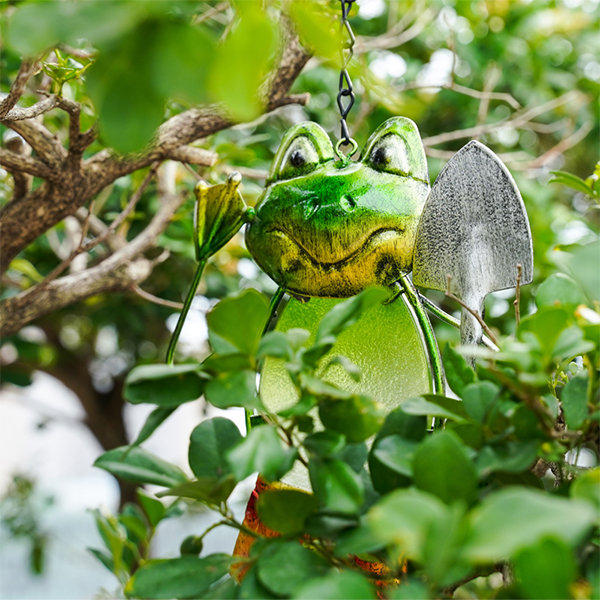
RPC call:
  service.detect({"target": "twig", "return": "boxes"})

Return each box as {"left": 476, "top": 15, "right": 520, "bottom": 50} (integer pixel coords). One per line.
{"left": 422, "top": 91, "right": 582, "bottom": 147}
{"left": 526, "top": 120, "right": 594, "bottom": 169}
{"left": 32, "top": 165, "right": 159, "bottom": 290}
{"left": 477, "top": 64, "right": 502, "bottom": 126}
{"left": 0, "top": 59, "right": 40, "bottom": 119}
{"left": 131, "top": 286, "right": 184, "bottom": 310}
{"left": 1, "top": 96, "right": 59, "bottom": 121}
{"left": 193, "top": 1, "right": 229, "bottom": 24}
{"left": 446, "top": 275, "right": 499, "bottom": 346}
{"left": 514, "top": 264, "right": 522, "bottom": 326}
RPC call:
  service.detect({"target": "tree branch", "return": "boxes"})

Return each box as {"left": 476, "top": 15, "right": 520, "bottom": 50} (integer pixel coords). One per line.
{"left": 0, "top": 29, "right": 310, "bottom": 276}
{"left": 0, "top": 147, "right": 56, "bottom": 179}
{"left": 0, "top": 59, "right": 40, "bottom": 119}
{"left": 0, "top": 189, "right": 183, "bottom": 337}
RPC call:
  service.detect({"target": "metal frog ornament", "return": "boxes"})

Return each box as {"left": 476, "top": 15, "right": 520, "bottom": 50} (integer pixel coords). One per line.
{"left": 168, "top": 116, "right": 533, "bottom": 571}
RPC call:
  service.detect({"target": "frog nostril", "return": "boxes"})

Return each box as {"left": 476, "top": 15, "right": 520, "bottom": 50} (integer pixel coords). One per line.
{"left": 340, "top": 194, "right": 356, "bottom": 212}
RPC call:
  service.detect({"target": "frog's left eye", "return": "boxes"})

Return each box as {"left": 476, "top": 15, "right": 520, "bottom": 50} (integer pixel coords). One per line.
{"left": 366, "top": 134, "right": 411, "bottom": 176}
{"left": 277, "top": 136, "right": 320, "bottom": 180}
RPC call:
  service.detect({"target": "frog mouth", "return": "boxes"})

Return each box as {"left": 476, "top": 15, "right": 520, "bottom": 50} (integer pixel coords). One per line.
{"left": 266, "top": 227, "right": 405, "bottom": 269}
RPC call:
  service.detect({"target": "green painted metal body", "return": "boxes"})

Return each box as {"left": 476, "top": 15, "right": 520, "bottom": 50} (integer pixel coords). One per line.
{"left": 244, "top": 118, "right": 443, "bottom": 414}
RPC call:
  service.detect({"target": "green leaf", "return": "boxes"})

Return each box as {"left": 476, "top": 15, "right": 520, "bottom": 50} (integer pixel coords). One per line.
{"left": 125, "top": 554, "right": 232, "bottom": 599}
{"left": 461, "top": 381, "right": 500, "bottom": 423}
{"left": 131, "top": 406, "right": 176, "bottom": 446}
{"left": 389, "top": 580, "right": 431, "bottom": 599}
{"left": 442, "top": 345, "right": 476, "bottom": 397}
{"left": 89, "top": 548, "right": 115, "bottom": 574}
{"left": 309, "top": 457, "right": 364, "bottom": 514}
{"left": 209, "top": 5, "right": 278, "bottom": 121}
{"left": 303, "top": 431, "right": 346, "bottom": 457}
{"left": 289, "top": 0, "right": 342, "bottom": 64}
{"left": 188, "top": 417, "right": 242, "bottom": 479}
{"left": 553, "top": 326, "right": 595, "bottom": 362}
{"left": 536, "top": 273, "right": 587, "bottom": 309}
{"left": 124, "top": 364, "right": 206, "bottom": 407}
{"left": 412, "top": 431, "right": 478, "bottom": 505}
{"left": 315, "top": 288, "right": 388, "bottom": 344}
{"left": 561, "top": 374, "right": 589, "bottom": 430}
{"left": 570, "top": 468, "right": 600, "bottom": 509}
{"left": 371, "top": 435, "right": 419, "bottom": 478}
{"left": 293, "top": 570, "right": 376, "bottom": 599}
{"left": 257, "top": 489, "right": 318, "bottom": 534}
{"left": 136, "top": 490, "right": 165, "bottom": 528}
{"left": 158, "top": 476, "right": 236, "bottom": 504}
{"left": 239, "top": 567, "right": 278, "bottom": 599}
{"left": 422, "top": 503, "right": 470, "bottom": 587}
{"left": 149, "top": 21, "right": 214, "bottom": 105}
{"left": 513, "top": 537, "right": 576, "bottom": 600}
{"left": 319, "top": 395, "right": 384, "bottom": 443}
{"left": 227, "top": 425, "right": 296, "bottom": 482}
{"left": 476, "top": 441, "right": 539, "bottom": 477}
{"left": 376, "top": 407, "right": 427, "bottom": 442}
{"left": 258, "top": 331, "right": 294, "bottom": 361}
{"left": 464, "top": 488, "right": 597, "bottom": 562}
{"left": 6, "top": 1, "right": 144, "bottom": 55}
{"left": 204, "top": 370, "right": 262, "bottom": 410}
{"left": 549, "top": 170, "right": 594, "bottom": 196}
{"left": 300, "top": 374, "right": 351, "bottom": 399}
{"left": 257, "top": 541, "right": 330, "bottom": 596}
{"left": 94, "top": 446, "right": 188, "bottom": 487}
{"left": 202, "top": 353, "right": 254, "bottom": 374}
{"left": 400, "top": 395, "right": 469, "bottom": 422}
{"left": 86, "top": 22, "right": 167, "bottom": 153}
{"left": 367, "top": 488, "right": 449, "bottom": 561}
{"left": 207, "top": 289, "right": 270, "bottom": 355}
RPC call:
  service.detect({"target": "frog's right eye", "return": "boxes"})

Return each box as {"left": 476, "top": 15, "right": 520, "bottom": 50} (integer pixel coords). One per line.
{"left": 268, "top": 122, "right": 335, "bottom": 184}
{"left": 277, "top": 136, "right": 320, "bottom": 180}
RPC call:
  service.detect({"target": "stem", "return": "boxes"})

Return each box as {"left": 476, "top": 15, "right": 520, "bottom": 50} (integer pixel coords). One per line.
{"left": 420, "top": 295, "right": 499, "bottom": 351}
{"left": 165, "top": 258, "right": 207, "bottom": 365}
{"left": 514, "top": 263, "right": 522, "bottom": 326}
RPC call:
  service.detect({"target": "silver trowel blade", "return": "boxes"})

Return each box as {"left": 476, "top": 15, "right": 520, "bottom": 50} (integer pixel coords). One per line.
{"left": 412, "top": 140, "right": 533, "bottom": 300}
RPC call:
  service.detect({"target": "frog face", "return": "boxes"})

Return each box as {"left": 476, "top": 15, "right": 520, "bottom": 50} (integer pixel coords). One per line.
{"left": 245, "top": 117, "right": 430, "bottom": 298}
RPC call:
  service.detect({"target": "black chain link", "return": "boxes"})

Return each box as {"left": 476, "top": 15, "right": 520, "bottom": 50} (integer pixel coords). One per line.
{"left": 337, "top": 0, "right": 356, "bottom": 148}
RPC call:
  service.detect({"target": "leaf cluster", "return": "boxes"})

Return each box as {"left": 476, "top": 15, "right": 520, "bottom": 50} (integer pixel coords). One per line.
{"left": 92, "top": 258, "right": 599, "bottom": 598}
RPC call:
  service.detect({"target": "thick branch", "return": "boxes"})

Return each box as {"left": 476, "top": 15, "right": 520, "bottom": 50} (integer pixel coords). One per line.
{"left": 1, "top": 96, "right": 60, "bottom": 121}
{"left": 0, "top": 191, "right": 184, "bottom": 337}
{"left": 0, "top": 147, "right": 56, "bottom": 178}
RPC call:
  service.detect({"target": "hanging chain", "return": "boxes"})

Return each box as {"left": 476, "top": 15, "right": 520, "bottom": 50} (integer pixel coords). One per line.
{"left": 336, "top": 0, "right": 358, "bottom": 157}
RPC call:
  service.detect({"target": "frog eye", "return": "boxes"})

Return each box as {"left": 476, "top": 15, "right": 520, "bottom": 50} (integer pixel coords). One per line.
{"left": 277, "top": 136, "right": 320, "bottom": 180}
{"left": 268, "top": 122, "right": 334, "bottom": 184}
{"left": 366, "top": 133, "right": 410, "bottom": 176}
{"left": 361, "top": 117, "right": 429, "bottom": 183}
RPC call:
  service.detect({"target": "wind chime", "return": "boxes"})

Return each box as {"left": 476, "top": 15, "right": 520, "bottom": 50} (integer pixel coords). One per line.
{"left": 167, "top": 0, "right": 533, "bottom": 572}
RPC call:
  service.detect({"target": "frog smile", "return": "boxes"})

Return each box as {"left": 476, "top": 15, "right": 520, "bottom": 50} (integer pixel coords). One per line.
{"left": 265, "top": 227, "right": 406, "bottom": 269}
